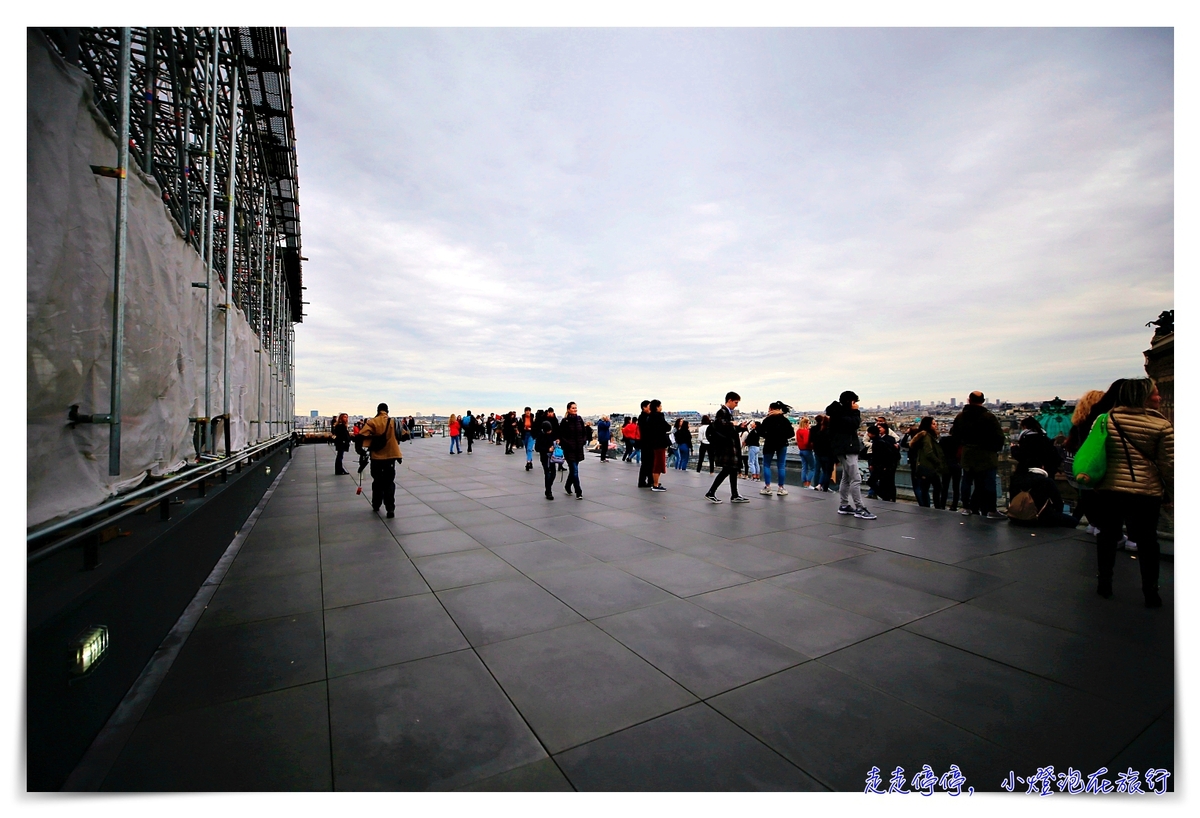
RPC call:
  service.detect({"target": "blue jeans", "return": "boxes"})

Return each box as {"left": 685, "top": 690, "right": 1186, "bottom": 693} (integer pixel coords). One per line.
{"left": 961, "top": 467, "right": 998, "bottom": 514}
{"left": 565, "top": 460, "right": 582, "bottom": 495}
{"left": 746, "top": 446, "right": 761, "bottom": 476}
{"left": 675, "top": 444, "right": 690, "bottom": 469}
{"left": 798, "top": 450, "right": 816, "bottom": 484}
{"left": 450, "top": 434, "right": 461, "bottom": 453}
{"left": 763, "top": 448, "right": 787, "bottom": 486}
{"left": 524, "top": 431, "right": 535, "bottom": 462}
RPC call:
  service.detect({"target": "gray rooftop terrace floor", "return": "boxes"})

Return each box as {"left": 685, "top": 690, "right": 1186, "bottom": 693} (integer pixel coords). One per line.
{"left": 98, "top": 437, "right": 1174, "bottom": 791}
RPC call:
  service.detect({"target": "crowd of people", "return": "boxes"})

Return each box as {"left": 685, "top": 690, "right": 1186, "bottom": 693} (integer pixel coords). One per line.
{"left": 340, "top": 376, "right": 1172, "bottom": 608}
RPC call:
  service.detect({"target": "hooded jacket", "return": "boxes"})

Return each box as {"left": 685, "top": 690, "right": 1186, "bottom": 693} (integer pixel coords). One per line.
{"left": 825, "top": 400, "right": 862, "bottom": 456}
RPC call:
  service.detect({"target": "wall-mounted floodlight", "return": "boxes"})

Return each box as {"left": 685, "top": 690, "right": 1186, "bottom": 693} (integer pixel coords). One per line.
{"left": 71, "top": 625, "right": 109, "bottom": 676}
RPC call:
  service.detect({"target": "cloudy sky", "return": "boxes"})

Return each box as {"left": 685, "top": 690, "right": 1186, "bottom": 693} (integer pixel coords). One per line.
{"left": 287, "top": 27, "right": 1172, "bottom": 417}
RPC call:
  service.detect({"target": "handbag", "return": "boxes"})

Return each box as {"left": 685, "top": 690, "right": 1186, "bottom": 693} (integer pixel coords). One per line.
{"left": 1073, "top": 413, "right": 1108, "bottom": 485}
{"left": 550, "top": 443, "right": 565, "bottom": 465}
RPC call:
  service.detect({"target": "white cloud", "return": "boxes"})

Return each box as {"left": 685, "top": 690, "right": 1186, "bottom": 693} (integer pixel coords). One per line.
{"left": 288, "top": 28, "right": 1172, "bottom": 417}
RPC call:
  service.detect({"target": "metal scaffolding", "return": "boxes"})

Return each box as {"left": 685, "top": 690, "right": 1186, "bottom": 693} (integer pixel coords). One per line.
{"left": 42, "top": 27, "right": 303, "bottom": 453}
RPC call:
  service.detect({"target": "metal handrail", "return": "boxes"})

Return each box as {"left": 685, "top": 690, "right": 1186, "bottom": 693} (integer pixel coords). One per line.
{"left": 27, "top": 433, "right": 291, "bottom": 564}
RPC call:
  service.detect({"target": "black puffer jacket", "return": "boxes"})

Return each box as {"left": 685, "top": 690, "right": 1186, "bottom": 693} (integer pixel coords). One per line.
{"left": 639, "top": 411, "right": 672, "bottom": 451}
{"left": 825, "top": 400, "right": 862, "bottom": 456}
{"left": 758, "top": 414, "right": 795, "bottom": 455}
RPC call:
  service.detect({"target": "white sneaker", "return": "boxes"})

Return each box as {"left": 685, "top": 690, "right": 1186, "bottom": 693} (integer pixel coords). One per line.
{"left": 1085, "top": 525, "right": 1098, "bottom": 535}
{"left": 776, "top": 487, "right": 788, "bottom": 496}
{"left": 1126, "top": 540, "right": 1138, "bottom": 552}
{"left": 760, "top": 487, "right": 774, "bottom": 495}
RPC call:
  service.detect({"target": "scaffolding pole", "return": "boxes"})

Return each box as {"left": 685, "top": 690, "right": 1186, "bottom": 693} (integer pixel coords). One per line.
{"left": 221, "top": 61, "right": 240, "bottom": 453}
{"left": 107, "top": 28, "right": 132, "bottom": 476}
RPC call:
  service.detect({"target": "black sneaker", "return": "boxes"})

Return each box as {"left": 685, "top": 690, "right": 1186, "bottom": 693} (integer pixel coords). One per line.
{"left": 837, "top": 504, "right": 855, "bottom": 515}
{"left": 386, "top": 510, "right": 395, "bottom": 518}
{"left": 731, "top": 496, "right": 750, "bottom": 504}
{"left": 545, "top": 492, "right": 554, "bottom": 500}
{"left": 705, "top": 494, "right": 722, "bottom": 504}
{"left": 853, "top": 507, "right": 877, "bottom": 520}
{"left": 576, "top": 493, "right": 583, "bottom": 500}
{"left": 651, "top": 485, "right": 666, "bottom": 492}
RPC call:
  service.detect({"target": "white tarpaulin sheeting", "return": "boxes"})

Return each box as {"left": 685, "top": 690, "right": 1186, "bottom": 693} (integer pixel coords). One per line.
{"left": 27, "top": 31, "right": 281, "bottom": 528}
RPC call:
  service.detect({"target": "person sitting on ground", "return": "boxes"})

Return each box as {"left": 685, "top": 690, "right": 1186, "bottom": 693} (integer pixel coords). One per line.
{"left": 1007, "top": 467, "right": 1077, "bottom": 528}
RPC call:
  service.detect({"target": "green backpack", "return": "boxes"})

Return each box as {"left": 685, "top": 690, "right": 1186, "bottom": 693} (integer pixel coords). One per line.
{"left": 1073, "top": 413, "right": 1108, "bottom": 485}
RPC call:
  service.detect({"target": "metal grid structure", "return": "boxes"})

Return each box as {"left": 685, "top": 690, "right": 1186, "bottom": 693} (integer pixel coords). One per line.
{"left": 42, "top": 27, "right": 303, "bottom": 456}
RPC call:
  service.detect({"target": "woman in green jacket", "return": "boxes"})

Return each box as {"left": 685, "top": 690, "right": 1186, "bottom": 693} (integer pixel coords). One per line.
{"left": 910, "top": 417, "right": 949, "bottom": 509}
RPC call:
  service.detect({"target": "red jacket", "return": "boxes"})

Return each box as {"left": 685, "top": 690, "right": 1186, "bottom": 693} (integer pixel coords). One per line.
{"left": 449, "top": 419, "right": 461, "bottom": 436}
{"left": 622, "top": 422, "right": 639, "bottom": 440}
{"left": 795, "top": 427, "right": 811, "bottom": 450}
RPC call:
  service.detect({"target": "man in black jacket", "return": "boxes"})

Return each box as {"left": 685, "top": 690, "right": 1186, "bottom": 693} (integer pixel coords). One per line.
{"left": 635, "top": 399, "right": 653, "bottom": 488}
{"left": 950, "top": 391, "right": 1006, "bottom": 519}
{"left": 867, "top": 423, "right": 899, "bottom": 502}
{"left": 825, "top": 390, "right": 875, "bottom": 520}
{"left": 704, "top": 391, "right": 750, "bottom": 503}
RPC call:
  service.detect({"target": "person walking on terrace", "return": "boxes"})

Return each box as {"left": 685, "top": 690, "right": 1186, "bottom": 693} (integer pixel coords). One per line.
{"left": 535, "top": 418, "right": 560, "bottom": 500}
{"left": 558, "top": 401, "right": 588, "bottom": 499}
{"left": 759, "top": 402, "right": 794, "bottom": 496}
{"left": 333, "top": 413, "right": 351, "bottom": 475}
{"left": 705, "top": 391, "right": 750, "bottom": 504}
{"left": 463, "top": 410, "right": 475, "bottom": 453}
{"left": 826, "top": 390, "right": 876, "bottom": 519}
{"left": 359, "top": 402, "right": 403, "bottom": 518}
{"left": 950, "top": 391, "right": 1006, "bottom": 519}
{"left": 448, "top": 414, "right": 462, "bottom": 454}
{"left": 1084, "top": 378, "right": 1173, "bottom": 607}
{"left": 519, "top": 406, "right": 537, "bottom": 469}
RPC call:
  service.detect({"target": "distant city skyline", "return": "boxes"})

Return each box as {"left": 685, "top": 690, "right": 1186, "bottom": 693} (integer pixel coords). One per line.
{"left": 289, "top": 28, "right": 1171, "bottom": 417}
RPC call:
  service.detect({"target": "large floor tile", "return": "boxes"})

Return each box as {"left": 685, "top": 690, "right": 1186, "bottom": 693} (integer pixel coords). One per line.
{"left": 675, "top": 540, "right": 814, "bottom": 578}
{"left": 197, "top": 571, "right": 323, "bottom": 629}
{"left": 456, "top": 757, "right": 575, "bottom": 791}
{"left": 322, "top": 558, "right": 430, "bottom": 608}
{"left": 328, "top": 651, "right": 546, "bottom": 790}
{"left": 594, "top": 599, "right": 806, "bottom": 698}
{"left": 555, "top": 703, "right": 824, "bottom": 791}
{"left": 820, "top": 629, "right": 1151, "bottom": 772}
{"left": 383, "top": 513, "right": 459, "bottom": 536}
{"left": 491, "top": 539, "right": 599, "bottom": 573}
{"left": 558, "top": 530, "right": 671, "bottom": 562}
{"left": 904, "top": 604, "right": 1173, "bottom": 716}
{"left": 767, "top": 564, "right": 957, "bottom": 626}
{"left": 395, "top": 528, "right": 484, "bottom": 558}
{"left": 832, "top": 551, "right": 1011, "bottom": 601}
{"left": 710, "top": 662, "right": 1019, "bottom": 791}
{"left": 437, "top": 577, "right": 584, "bottom": 646}
{"left": 223, "top": 542, "right": 321, "bottom": 580}
{"left": 458, "top": 520, "right": 548, "bottom": 547}
{"left": 324, "top": 593, "right": 469, "bottom": 677}
{"left": 526, "top": 514, "right": 609, "bottom": 538}
{"left": 477, "top": 621, "right": 697, "bottom": 753}
{"left": 103, "top": 682, "right": 331, "bottom": 791}
{"left": 530, "top": 563, "right": 674, "bottom": 619}
{"left": 692, "top": 581, "right": 888, "bottom": 657}
{"left": 144, "top": 612, "right": 326, "bottom": 718}
{"left": 413, "top": 549, "right": 523, "bottom": 590}
{"left": 613, "top": 552, "right": 752, "bottom": 597}
{"left": 735, "top": 530, "right": 873, "bottom": 564}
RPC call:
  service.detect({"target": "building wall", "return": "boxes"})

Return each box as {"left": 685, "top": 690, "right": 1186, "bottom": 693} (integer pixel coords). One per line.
{"left": 27, "top": 31, "right": 280, "bottom": 527}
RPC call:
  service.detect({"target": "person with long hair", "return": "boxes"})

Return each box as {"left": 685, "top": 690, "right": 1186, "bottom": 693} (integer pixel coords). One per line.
{"left": 448, "top": 413, "right": 462, "bottom": 454}
{"left": 796, "top": 416, "right": 816, "bottom": 488}
{"left": 1063, "top": 389, "right": 1107, "bottom": 530}
{"left": 558, "top": 401, "right": 588, "bottom": 499}
{"left": 674, "top": 419, "right": 692, "bottom": 470}
{"left": 759, "top": 401, "right": 795, "bottom": 496}
{"left": 1084, "top": 378, "right": 1172, "bottom": 606}
{"left": 332, "top": 413, "right": 351, "bottom": 475}
{"left": 810, "top": 414, "right": 835, "bottom": 491}
{"left": 909, "top": 416, "right": 948, "bottom": 509}
{"left": 695, "top": 414, "right": 715, "bottom": 474}
{"left": 641, "top": 400, "right": 672, "bottom": 491}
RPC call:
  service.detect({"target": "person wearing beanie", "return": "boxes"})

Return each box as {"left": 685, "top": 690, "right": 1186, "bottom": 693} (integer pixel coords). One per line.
{"left": 824, "top": 390, "right": 875, "bottom": 519}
